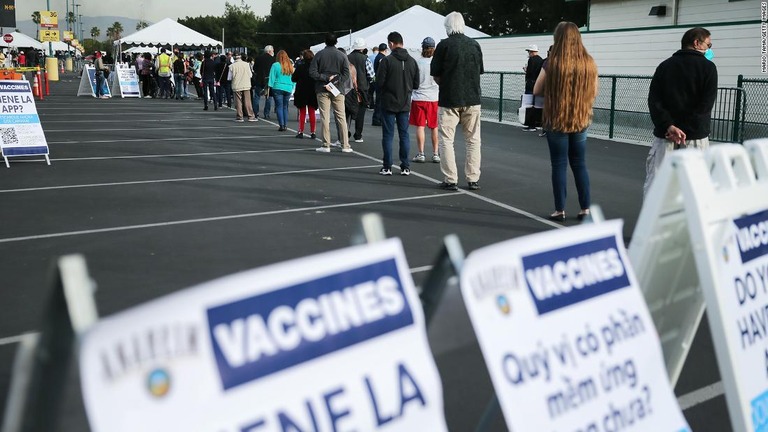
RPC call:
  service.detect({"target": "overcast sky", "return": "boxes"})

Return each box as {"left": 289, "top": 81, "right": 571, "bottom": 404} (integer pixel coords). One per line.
{"left": 17, "top": 0, "right": 272, "bottom": 23}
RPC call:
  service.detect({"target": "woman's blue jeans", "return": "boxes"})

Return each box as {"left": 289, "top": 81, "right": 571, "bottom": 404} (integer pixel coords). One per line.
{"left": 273, "top": 89, "right": 291, "bottom": 127}
{"left": 546, "top": 129, "right": 590, "bottom": 212}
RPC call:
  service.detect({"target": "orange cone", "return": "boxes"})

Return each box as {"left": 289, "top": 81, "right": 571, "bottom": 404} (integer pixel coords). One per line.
{"left": 60, "top": 62, "right": 64, "bottom": 73}
{"left": 32, "top": 75, "right": 39, "bottom": 98}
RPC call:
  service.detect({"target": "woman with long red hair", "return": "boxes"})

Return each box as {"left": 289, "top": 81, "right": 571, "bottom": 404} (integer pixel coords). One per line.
{"left": 268, "top": 50, "right": 296, "bottom": 131}
{"left": 534, "top": 21, "right": 598, "bottom": 222}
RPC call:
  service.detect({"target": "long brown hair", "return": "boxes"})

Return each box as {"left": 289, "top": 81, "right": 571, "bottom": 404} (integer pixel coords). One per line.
{"left": 543, "top": 22, "right": 598, "bottom": 133}
{"left": 277, "top": 50, "right": 294, "bottom": 75}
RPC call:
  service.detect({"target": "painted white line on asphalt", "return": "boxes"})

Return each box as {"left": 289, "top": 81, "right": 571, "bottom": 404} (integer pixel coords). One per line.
{"left": 0, "top": 333, "right": 35, "bottom": 347}
{"left": 0, "top": 164, "right": 380, "bottom": 194}
{"left": 47, "top": 134, "right": 289, "bottom": 145}
{"left": 41, "top": 117, "right": 234, "bottom": 123}
{"left": 677, "top": 381, "right": 724, "bottom": 410}
{"left": 43, "top": 125, "right": 263, "bottom": 133}
{"left": 350, "top": 149, "right": 564, "bottom": 229}
{"left": 51, "top": 148, "right": 309, "bottom": 162}
{"left": 0, "top": 194, "right": 446, "bottom": 244}
{"left": 410, "top": 265, "right": 433, "bottom": 274}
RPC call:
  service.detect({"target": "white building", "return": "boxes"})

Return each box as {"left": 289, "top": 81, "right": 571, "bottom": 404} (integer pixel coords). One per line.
{"left": 477, "top": 0, "right": 764, "bottom": 86}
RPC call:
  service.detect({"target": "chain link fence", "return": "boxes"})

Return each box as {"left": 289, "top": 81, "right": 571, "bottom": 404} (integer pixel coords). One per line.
{"left": 481, "top": 72, "right": 766, "bottom": 144}
{"left": 739, "top": 76, "right": 768, "bottom": 142}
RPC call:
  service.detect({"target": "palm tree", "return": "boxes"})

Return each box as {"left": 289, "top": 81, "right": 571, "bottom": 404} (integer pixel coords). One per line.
{"left": 31, "top": 12, "right": 41, "bottom": 39}
{"left": 107, "top": 21, "right": 124, "bottom": 40}
{"left": 67, "top": 12, "right": 76, "bottom": 31}
{"left": 136, "top": 20, "right": 149, "bottom": 31}
{"left": 90, "top": 27, "right": 100, "bottom": 39}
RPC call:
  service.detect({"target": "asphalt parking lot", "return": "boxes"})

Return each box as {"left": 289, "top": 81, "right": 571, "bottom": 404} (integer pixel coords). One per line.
{"left": 0, "top": 73, "right": 731, "bottom": 431}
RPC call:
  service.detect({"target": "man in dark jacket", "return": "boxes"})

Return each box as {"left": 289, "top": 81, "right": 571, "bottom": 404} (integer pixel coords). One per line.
{"left": 201, "top": 51, "right": 218, "bottom": 111}
{"left": 644, "top": 27, "right": 717, "bottom": 197}
{"left": 309, "top": 33, "right": 352, "bottom": 153}
{"left": 522, "top": 44, "right": 544, "bottom": 131}
{"left": 371, "top": 43, "right": 388, "bottom": 126}
{"left": 376, "top": 32, "right": 419, "bottom": 176}
{"left": 348, "top": 38, "right": 374, "bottom": 143}
{"left": 431, "top": 11, "right": 484, "bottom": 191}
{"left": 252, "top": 45, "right": 274, "bottom": 119}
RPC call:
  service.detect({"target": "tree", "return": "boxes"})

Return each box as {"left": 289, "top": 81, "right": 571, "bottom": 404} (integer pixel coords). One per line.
{"left": 90, "top": 27, "right": 100, "bottom": 39}
{"left": 180, "top": 2, "right": 265, "bottom": 51}
{"left": 106, "top": 21, "right": 124, "bottom": 41}
{"left": 67, "top": 12, "right": 76, "bottom": 31}
{"left": 136, "top": 20, "right": 149, "bottom": 31}
{"left": 31, "top": 11, "right": 41, "bottom": 39}
{"left": 435, "top": 0, "right": 587, "bottom": 35}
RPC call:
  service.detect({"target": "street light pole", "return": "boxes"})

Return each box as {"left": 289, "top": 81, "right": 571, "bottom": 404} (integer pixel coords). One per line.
{"left": 46, "top": 0, "right": 52, "bottom": 55}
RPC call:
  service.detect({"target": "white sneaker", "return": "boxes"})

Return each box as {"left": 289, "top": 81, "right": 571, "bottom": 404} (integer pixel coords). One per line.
{"left": 432, "top": 154, "right": 441, "bottom": 163}
{"left": 354, "top": 138, "right": 364, "bottom": 143}
{"left": 341, "top": 148, "right": 353, "bottom": 153}
{"left": 331, "top": 140, "right": 341, "bottom": 148}
{"left": 315, "top": 147, "right": 331, "bottom": 153}
{"left": 412, "top": 153, "right": 426, "bottom": 163}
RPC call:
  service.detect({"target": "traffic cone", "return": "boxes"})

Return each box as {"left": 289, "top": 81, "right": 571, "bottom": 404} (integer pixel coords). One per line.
{"left": 60, "top": 62, "right": 64, "bottom": 74}
{"left": 32, "top": 74, "right": 39, "bottom": 98}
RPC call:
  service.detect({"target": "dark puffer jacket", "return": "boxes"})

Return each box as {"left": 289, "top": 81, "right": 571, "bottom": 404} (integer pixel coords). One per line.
{"left": 376, "top": 47, "right": 419, "bottom": 113}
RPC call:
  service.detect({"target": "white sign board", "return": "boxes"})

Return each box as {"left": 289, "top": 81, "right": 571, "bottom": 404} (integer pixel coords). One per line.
{"left": 77, "top": 65, "right": 112, "bottom": 98}
{"left": 0, "top": 80, "right": 50, "bottom": 167}
{"left": 715, "top": 209, "right": 768, "bottom": 431}
{"left": 115, "top": 63, "right": 140, "bottom": 98}
{"left": 80, "top": 239, "right": 447, "bottom": 432}
{"left": 461, "top": 221, "right": 690, "bottom": 432}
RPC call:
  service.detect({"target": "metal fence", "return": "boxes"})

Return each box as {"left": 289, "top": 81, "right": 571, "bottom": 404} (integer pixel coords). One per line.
{"left": 738, "top": 76, "right": 768, "bottom": 142}
{"left": 481, "top": 71, "right": 764, "bottom": 144}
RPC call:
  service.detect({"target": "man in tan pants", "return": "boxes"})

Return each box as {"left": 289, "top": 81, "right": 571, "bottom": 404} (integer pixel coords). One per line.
{"left": 230, "top": 53, "right": 257, "bottom": 122}
{"left": 431, "top": 11, "right": 485, "bottom": 191}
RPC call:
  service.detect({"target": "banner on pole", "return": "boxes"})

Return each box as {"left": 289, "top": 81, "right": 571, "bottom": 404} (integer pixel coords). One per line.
{"left": 461, "top": 221, "right": 690, "bottom": 432}
{"left": 39, "top": 29, "right": 59, "bottom": 42}
{"left": 80, "top": 239, "right": 447, "bottom": 432}
{"left": 0, "top": 0, "right": 15, "bottom": 28}
{"left": 39, "top": 10, "right": 57, "bottom": 28}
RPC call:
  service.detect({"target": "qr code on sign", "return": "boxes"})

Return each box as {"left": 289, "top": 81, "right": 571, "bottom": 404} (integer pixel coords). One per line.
{"left": 0, "top": 127, "right": 19, "bottom": 146}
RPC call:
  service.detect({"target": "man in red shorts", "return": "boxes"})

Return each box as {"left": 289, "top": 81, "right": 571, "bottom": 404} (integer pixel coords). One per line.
{"left": 410, "top": 37, "right": 440, "bottom": 163}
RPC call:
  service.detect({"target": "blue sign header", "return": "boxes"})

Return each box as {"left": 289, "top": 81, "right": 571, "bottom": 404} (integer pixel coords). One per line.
{"left": 522, "top": 236, "right": 630, "bottom": 315}
{"left": 206, "top": 258, "right": 414, "bottom": 390}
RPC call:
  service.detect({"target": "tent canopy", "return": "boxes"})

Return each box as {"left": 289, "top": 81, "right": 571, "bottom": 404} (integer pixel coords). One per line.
{"left": 310, "top": 6, "right": 489, "bottom": 53}
{"left": 50, "top": 40, "right": 82, "bottom": 54}
{"left": 0, "top": 32, "right": 43, "bottom": 50}
{"left": 118, "top": 18, "right": 222, "bottom": 49}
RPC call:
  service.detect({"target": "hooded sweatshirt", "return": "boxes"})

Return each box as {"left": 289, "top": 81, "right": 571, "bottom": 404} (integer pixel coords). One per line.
{"left": 376, "top": 47, "right": 419, "bottom": 113}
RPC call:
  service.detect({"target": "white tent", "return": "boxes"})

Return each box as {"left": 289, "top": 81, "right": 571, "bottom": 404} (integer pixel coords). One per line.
{"left": 310, "top": 6, "right": 489, "bottom": 53}
{"left": 124, "top": 46, "right": 160, "bottom": 54}
{"left": 50, "top": 40, "right": 82, "bottom": 54}
{"left": 117, "top": 18, "right": 222, "bottom": 49}
{"left": 0, "top": 32, "right": 43, "bottom": 50}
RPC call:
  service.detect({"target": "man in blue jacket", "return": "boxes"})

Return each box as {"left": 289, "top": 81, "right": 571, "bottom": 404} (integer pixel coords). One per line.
{"left": 644, "top": 27, "right": 717, "bottom": 197}
{"left": 376, "top": 31, "right": 419, "bottom": 176}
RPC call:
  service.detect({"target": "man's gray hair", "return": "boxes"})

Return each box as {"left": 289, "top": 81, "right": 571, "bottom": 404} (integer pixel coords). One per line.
{"left": 264, "top": 45, "right": 274, "bottom": 54}
{"left": 444, "top": 11, "right": 466, "bottom": 36}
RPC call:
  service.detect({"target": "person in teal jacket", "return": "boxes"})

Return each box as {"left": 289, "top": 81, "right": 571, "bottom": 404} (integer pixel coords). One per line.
{"left": 268, "top": 50, "right": 297, "bottom": 131}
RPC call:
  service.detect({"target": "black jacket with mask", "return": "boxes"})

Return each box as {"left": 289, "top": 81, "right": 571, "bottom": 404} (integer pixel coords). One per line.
{"left": 376, "top": 47, "right": 419, "bottom": 113}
